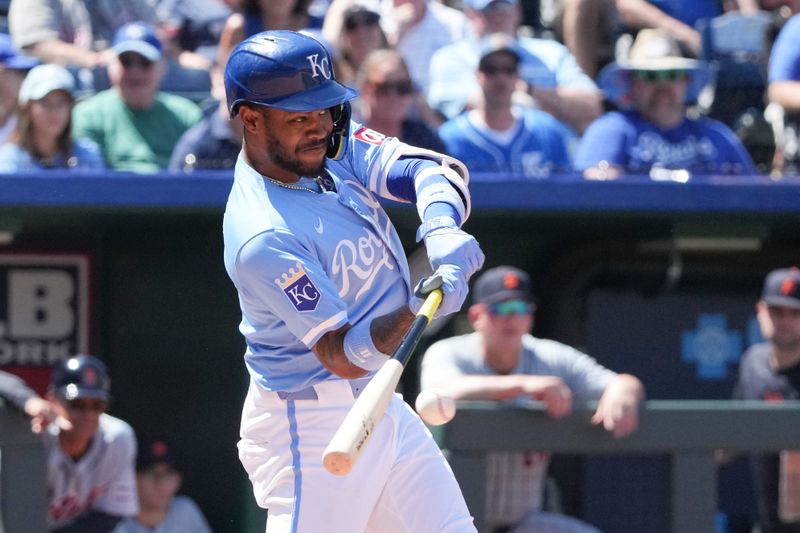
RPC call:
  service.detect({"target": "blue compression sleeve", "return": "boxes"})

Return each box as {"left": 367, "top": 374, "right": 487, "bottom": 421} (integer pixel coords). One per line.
{"left": 387, "top": 158, "right": 461, "bottom": 225}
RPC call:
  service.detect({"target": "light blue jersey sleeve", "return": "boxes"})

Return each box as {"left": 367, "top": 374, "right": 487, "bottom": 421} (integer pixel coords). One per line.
{"left": 235, "top": 229, "right": 349, "bottom": 349}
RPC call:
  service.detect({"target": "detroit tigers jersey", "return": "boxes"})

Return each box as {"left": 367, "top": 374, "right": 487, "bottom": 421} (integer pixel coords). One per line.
{"left": 45, "top": 413, "right": 138, "bottom": 529}
{"left": 224, "top": 122, "right": 447, "bottom": 393}
{"left": 438, "top": 108, "right": 574, "bottom": 179}
{"left": 574, "top": 109, "right": 757, "bottom": 175}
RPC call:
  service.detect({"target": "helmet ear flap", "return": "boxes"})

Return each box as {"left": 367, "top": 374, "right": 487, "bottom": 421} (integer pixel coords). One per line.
{"left": 327, "top": 102, "right": 351, "bottom": 160}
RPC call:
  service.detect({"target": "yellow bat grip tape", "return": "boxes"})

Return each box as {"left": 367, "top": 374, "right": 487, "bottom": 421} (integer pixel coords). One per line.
{"left": 418, "top": 289, "right": 443, "bottom": 324}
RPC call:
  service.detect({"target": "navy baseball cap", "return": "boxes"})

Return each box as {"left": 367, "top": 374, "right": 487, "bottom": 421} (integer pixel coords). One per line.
{"left": 112, "top": 23, "right": 162, "bottom": 61}
{"left": 0, "top": 34, "right": 39, "bottom": 70}
{"left": 473, "top": 266, "right": 534, "bottom": 305}
{"left": 464, "top": 0, "right": 517, "bottom": 11}
{"left": 762, "top": 267, "right": 800, "bottom": 310}
{"left": 51, "top": 354, "right": 112, "bottom": 402}
{"left": 137, "top": 439, "right": 178, "bottom": 472}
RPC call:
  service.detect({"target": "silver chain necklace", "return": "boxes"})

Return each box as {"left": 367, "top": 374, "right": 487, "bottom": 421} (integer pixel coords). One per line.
{"left": 262, "top": 174, "right": 335, "bottom": 193}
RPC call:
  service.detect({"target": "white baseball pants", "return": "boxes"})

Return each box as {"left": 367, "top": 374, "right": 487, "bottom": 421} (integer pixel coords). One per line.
{"left": 238, "top": 377, "right": 476, "bottom": 533}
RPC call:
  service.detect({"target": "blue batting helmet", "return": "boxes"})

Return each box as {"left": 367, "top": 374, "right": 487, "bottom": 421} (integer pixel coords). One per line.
{"left": 51, "top": 354, "right": 112, "bottom": 402}
{"left": 224, "top": 30, "right": 358, "bottom": 117}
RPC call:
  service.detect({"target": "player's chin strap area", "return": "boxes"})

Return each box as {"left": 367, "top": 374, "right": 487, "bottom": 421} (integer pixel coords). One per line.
{"left": 326, "top": 102, "right": 351, "bottom": 160}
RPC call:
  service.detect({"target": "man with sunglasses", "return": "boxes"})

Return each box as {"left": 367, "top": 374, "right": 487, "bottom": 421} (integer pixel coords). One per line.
{"left": 428, "top": 0, "right": 601, "bottom": 134}
{"left": 72, "top": 22, "right": 202, "bottom": 173}
{"left": 420, "top": 265, "right": 644, "bottom": 533}
{"left": 45, "top": 354, "right": 138, "bottom": 532}
{"left": 438, "top": 34, "right": 574, "bottom": 179}
{"left": 575, "top": 29, "right": 756, "bottom": 180}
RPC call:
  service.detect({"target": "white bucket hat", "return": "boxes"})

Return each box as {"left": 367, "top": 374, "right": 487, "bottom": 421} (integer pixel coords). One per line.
{"left": 598, "top": 29, "right": 712, "bottom": 108}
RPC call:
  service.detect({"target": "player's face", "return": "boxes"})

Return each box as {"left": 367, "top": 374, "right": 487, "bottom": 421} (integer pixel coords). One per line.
{"left": 137, "top": 464, "right": 181, "bottom": 510}
{"left": 470, "top": 300, "right": 533, "bottom": 349}
{"left": 58, "top": 398, "right": 107, "bottom": 439}
{"left": 758, "top": 302, "right": 800, "bottom": 350}
{"left": 630, "top": 70, "right": 688, "bottom": 129}
{"left": 244, "top": 105, "right": 333, "bottom": 181}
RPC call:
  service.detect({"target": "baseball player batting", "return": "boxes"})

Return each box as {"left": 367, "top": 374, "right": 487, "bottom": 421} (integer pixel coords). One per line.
{"left": 222, "top": 30, "right": 484, "bottom": 533}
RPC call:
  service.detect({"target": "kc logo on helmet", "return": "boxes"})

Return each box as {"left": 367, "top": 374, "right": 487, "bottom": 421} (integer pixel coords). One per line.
{"left": 306, "top": 54, "right": 331, "bottom": 80}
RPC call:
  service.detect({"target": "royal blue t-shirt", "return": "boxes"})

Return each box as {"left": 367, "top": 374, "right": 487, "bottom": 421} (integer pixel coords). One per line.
{"left": 574, "top": 110, "right": 756, "bottom": 175}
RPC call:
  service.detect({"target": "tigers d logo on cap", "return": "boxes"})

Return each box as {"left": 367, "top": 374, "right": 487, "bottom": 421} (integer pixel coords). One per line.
{"left": 473, "top": 266, "right": 533, "bottom": 305}
{"left": 762, "top": 267, "right": 800, "bottom": 309}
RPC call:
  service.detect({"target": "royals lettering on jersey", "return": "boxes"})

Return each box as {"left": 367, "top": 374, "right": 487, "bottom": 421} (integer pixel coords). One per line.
{"left": 331, "top": 182, "right": 398, "bottom": 302}
{"left": 276, "top": 262, "right": 321, "bottom": 312}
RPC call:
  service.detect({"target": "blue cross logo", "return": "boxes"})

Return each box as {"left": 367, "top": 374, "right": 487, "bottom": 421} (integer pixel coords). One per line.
{"left": 681, "top": 314, "right": 742, "bottom": 380}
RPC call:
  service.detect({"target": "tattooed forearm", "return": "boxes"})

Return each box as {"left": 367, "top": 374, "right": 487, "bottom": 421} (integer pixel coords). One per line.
{"left": 371, "top": 306, "right": 414, "bottom": 355}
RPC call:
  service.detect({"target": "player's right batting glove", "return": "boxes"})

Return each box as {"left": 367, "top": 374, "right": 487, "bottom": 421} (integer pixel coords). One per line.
{"left": 410, "top": 264, "right": 468, "bottom": 318}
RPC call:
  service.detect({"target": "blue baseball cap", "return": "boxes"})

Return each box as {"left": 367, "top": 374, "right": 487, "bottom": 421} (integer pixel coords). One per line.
{"left": 464, "top": 0, "right": 517, "bottom": 11}
{"left": 112, "top": 23, "right": 162, "bottom": 61}
{"left": 0, "top": 34, "right": 39, "bottom": 70}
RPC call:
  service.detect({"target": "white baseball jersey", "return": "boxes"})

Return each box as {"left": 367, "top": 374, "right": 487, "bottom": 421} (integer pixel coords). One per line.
{"left": 224, "top": 122, "right": 477, "bottom": 532}
{"left": 45, "top": 413, "right": 139, "bottom": 529}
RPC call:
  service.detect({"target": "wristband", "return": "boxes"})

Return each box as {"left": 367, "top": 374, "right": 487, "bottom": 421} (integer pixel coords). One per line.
{"left": 415, "top": 215, "right": 458, "bottom": 242}
{"left": 343, "top": 320, "right": 390, "bottom": 371}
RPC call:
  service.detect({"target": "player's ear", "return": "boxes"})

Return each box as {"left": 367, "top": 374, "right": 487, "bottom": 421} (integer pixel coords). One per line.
{"left": 238, "top": 105, "right": 262, "bottom": 134}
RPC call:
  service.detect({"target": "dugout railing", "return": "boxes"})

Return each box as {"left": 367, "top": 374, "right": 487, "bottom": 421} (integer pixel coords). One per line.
{"left": 431, "top": 400, "right": 800, "bottom": 533}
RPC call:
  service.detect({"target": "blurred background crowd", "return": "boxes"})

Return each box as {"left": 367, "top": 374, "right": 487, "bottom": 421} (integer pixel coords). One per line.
{"left": 0, "top": 0, "right": 799, "bottom": 179}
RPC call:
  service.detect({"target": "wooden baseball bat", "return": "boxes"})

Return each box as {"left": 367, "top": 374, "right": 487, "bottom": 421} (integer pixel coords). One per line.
{"left": 322, "top": 287, "right": 443, "bottom": 476}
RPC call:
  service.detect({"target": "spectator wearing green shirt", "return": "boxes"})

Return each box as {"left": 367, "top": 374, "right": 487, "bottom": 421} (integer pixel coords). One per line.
{"left": 72, "top": 23, "right": 202, "bottom": 173}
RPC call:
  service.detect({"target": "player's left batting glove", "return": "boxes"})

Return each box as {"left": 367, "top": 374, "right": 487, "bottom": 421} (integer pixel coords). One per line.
{"left": 418, "top": 218, "right": 485, "bottom": 279}
{"left": 410, "top": 264, "right": 469, "bottom": 318}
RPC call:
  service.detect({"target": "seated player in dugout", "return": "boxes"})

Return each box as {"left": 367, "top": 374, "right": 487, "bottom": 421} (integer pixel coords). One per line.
{"left": 420, "top": 266, "right": 645, "bottom": 533}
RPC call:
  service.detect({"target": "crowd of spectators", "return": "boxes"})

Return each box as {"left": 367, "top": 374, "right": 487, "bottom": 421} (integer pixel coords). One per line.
{"left": 0, "top": 0, "right": 798, "bottom": 178}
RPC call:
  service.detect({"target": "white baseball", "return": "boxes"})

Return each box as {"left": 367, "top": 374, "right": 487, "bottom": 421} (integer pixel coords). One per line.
{"left": 415, "top": 388, "right": 456, "bottom": 426}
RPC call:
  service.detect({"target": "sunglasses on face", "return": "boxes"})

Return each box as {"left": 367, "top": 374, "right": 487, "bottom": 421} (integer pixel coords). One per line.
{"left": 488, "top": 300, "right": 534, "bottom": 316}
{"left": 66, "top": 399, "right": 108, "bottom": 413}
{"left": 119, "top": 54, "right": 154, "bottom": 70}
{"left": 631, "top": 69, "right": 688, "bottom": 83}
{"left": 372, "top": 80, "right": 414, "bottom": 96}
{"left": 479, "top": 64, "right": 518, "bottom": 77}
{"left": 344, "top": 12, "right": 380, "bottom": 31}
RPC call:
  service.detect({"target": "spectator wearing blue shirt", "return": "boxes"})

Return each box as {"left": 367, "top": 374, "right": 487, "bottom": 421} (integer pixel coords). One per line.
{"left": 438, "top": 34, "right": 574, "bottom": 180}
{"left": 428, "top": 0, "right": 601, "bottom": 133}
{"left": 0, "top": 63, "right": 105, "bottom": 173}
{"left": 575, "top": 29, "right": 756, "bottom": 180}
